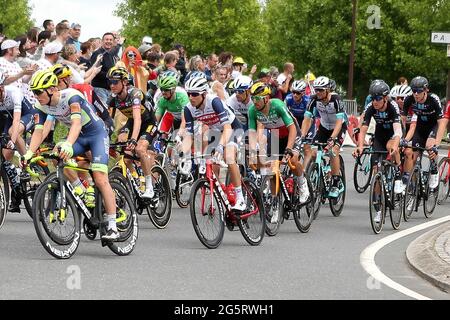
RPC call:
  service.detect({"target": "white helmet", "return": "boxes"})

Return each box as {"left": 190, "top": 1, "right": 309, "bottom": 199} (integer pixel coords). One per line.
{"left": 397, "top": 84, "right": 412, "bottom": 97}
{"left": 233, "top": 75, "right": 253, "bottom": 91}
{"left": 291, "top": 80, "right": 307, "bottom": 92}
{"left": 185, "top": 76, "right": 209, "bottom": 93}
{"left": 390, "top": 85, "right": 400, "bottom": 98}
{"left": 313, "top": 76, "right": 331, "bottom": 90}
{"left": 142, "top": 36, "right": 153, "bottom": 46}
{"left": 178, "top": 157, "right": 192, "bottom": 176}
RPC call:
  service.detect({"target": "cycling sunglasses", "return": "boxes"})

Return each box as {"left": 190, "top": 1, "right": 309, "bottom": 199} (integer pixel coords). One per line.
{"left": 412, "top": 88, "right": 425, "bottom": 94}
{"left": 292, "top": 91, "right": 304, "bottom": 95}
{"left": 251, "top": 95, "right": 265, "bottom": 102}
{"left": 32, "top": 89, "right": 45, "bottom": 96}
{"left": 162, "top": 88, "right": 174, "bottom": 93}
{"left": 187, "top": 92, "right": 201, "bottom": 97}
{"left": 109, "top": 79, "right": 121, "bottom": 85}
{"left": 315, "top": 88, "right": 326, "bottom": 92}
{"left": 234, "top": 89, "right": 246, "bottom": 94}
{"left": 371, "top": 95, "right": 384, "bottom": 101}
{"left": 396, "top": 96, "right": 405, "bottom": 101}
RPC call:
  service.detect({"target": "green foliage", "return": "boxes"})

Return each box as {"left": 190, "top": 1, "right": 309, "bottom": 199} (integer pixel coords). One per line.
{"left": 0, "top": 0, "right": 33, "bottom": 37}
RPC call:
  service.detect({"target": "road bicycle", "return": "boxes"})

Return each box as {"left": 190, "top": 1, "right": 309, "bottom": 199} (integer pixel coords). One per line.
{"left": 259, "top": 155, "right": 314, "bottom": 236}
{"left": 353, "top": 132, "right": 374, "bottom": 193}
{"left": 30, "top": 151, "right": 138, "bottom": 259}
{"left": 189, "top": 155, "right": 265, "bottom": 249}
{"left": 437, "top": 145, "right": 450, "bottom": 205}
{"left": 403, "top": 145, "right": 439, "bottom": 221}
{"left": 109, "top": 142, "right": 172, "bottom": 229}
{"left": 306, "top": 142, "right": 346, "bottom": 219}
{"left": 366, "top": 150, "right": 403, "bottom": 234}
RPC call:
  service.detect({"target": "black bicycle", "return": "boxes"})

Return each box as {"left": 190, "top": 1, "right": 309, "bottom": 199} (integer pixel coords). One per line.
{"left": 30, "top": 151, "right": 138, "bottom": 259}
{"left": 353, "top": 132, "right": 374, "bottom": 193}
{"left": 366, "top": 150, "right": 403, "bottom": 234}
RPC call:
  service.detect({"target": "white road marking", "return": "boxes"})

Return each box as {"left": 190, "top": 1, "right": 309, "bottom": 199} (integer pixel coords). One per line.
{"left": 360, "top": 215, "right": 450, "bottom": 300}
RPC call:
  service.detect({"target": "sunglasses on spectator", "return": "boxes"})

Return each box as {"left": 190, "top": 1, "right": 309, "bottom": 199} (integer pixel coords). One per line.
{"left": 187, "top": 92, "right": 201, "bottom": 97}
{"left": 292, "top": 91, "right": 304, "bottom": 95}
{"left": 412, "top": 88, "right": 425, "bottom": 94}
{"left": 127, "top": 52, "right": 137, "bottom": 58}
{"left": 371, "top": 95, "right": 384, "bottom": 101}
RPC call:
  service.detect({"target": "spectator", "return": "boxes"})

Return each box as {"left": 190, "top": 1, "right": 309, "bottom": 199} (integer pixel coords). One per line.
{"left": 43, "top": 19, "right": 55, "bottom": 34}
{"left": 163, "top": 51, "right": 179, "bottom": 73}
{"left": 150, "top": 43, "right": 163, "bottom": 60}
{"left": 211, "top": 65, "right": 230, "bottom": 101}
{"left": 89, "top": 37, "right": 102, "bottom": 52}
{"left": 277, "top": 62, "right": 294, "bottom": 99}
{"left": 218, "top": 51, "right": 233, "bottom": 68}
{"left": 397, "top": 76, "right": 408, "bottom": 85}
{"left": 35, "top": 41, "right": 62, "bottom": 70}
{"left": 142, "top": 36, "right": 153, "bottom": 46}
{"left": 61, "top": 44, "right": 101, "bottom": 85}
{"left": 79, "top": 40, "right": 93, "bottom": 69}
{"left": 0, "top": 39, "right": 37, "bottom": 102}
{"left": 138, "top": 43, "right": 152, "bottom": 59}
{"left": 67, "top": 23, "right": 82, "bottom": 52}
{"left": 53, "top": 22, "right": 71, "bottom": 46}
{"left": 15, "top": 35, "right": 34, "bottom": 68}
{"left": 26, "top": 27, "right": 40, "bottom": 56}
{"left": 304, "top": 71, "right": 316, "bottom": 95}
{"left": 204, "top": 53, "right": 218, "bottom": 82}
{"left": 259, "top": 67, "right": 282, "bottom": 100}
{"left": 116, "top": 46, "right": 149, "bottom": 93}
{"left": 0, "top": 24, "right": 4, "bottom": 43}
{"left": 146, "top": 52, "right": 161, "bottom": 71}
{"left": 90, "top": 32, "right": 123, "bottom": 104}
{"left": 172, "top": 43, "right": 187, "bottom": 82}
{"left": 31, "top": 30, "right": 52, "bottom": 61}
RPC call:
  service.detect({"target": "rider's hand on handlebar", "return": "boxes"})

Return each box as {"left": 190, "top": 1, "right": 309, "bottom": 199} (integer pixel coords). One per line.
{"left": 127, "top": 138, "right": 137, "bottom": 151}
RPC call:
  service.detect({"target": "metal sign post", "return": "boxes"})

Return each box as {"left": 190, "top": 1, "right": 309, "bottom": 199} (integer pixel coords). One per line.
{"left": 431, "top": 32, "right": 450, "bottom": 102}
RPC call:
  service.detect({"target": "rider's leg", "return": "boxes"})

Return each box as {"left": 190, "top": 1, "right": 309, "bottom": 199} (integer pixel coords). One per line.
{"left": 135, "top": 139, "right": 155, "bottom": 198}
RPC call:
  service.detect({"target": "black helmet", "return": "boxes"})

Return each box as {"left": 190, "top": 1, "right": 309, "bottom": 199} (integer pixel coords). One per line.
{"left": 410, "top": 76, "right": 428, "bottom": 90}
{"left": 369, "top": 80, "right": 390, "bottom": 96}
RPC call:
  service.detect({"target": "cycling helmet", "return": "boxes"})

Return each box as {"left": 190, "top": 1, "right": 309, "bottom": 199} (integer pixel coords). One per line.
{"left": 0, "top": 71, "right": 5, "bottom": 85}
{"left": 250, "top": 82, "right": 272, "bottom": 97}
{"left": 233, "top": 75, "right": 253, "bottom": 91}
{"left": 51, "top": 63, "right": 72, "bottom": 79}
{"left": 185, "top": 76, "right": 209, "bottom": 93}
{"left": 157, "top": 73, "right": 178, "bottom": 90}
{"left": 410, "top": 76, "right": 428, "bottom": 90}
{"left": 369, "top": 80, "right": 390, "bottom": 97}
{"left": 329, "top": 79, "right": 336, "bottom": 92}
{"left": 107, "top": 66, "right": 129, "bottom": 81}
{"left": 30, "top": 70, "right": 58, "bottom": 91}
{"left": 313, "top": 76, "right": 331, "bottom": 90}
{"left": 291, "top": 80, "right": 307, "bottom": 92}
{"left": 397, "top": 85, "right": 412, "bottom": 97}
{"left": 390, "top": 85, "right": 400, "bottom": 98}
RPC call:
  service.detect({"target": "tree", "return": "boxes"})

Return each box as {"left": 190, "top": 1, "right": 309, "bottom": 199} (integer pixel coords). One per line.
{"left": 0, "top": 0, "right": 33, "bottom": 38}
{"left": 115, "top": 0, "right": 268, "bottom": 65}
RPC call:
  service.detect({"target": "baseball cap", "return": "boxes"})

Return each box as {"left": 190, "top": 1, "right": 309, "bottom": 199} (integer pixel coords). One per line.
{"left": 44, "top": 42, "right": 63, "bottom": 55}
{"left": 142, "top": 36, "right": 153, "bottom": 45}
{"left": 138, "top": 44, "right": 152, "bottom": 56}
{"left": 71, "top": 23, "right": 81, "bottom": 29}
{"left": 1, "top": 39, "right": 20, "bottom": 51}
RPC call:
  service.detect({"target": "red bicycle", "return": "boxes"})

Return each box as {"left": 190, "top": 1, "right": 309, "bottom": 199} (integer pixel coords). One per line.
{"left": 189, "top": 155, "right": 266, "bottom": 249}
{"left": 437, "top": 145, "right": 450, "bottom": 205}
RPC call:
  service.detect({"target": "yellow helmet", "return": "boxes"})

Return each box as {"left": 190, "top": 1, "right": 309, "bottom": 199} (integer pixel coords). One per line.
{"left": 250, "top": 81, "right": 272, "bottom": 97}
{"left": 51, "top": 64, "right": 72, "bottom": 79}
{"left": 107, "top": 66, "right": 129, "bottom": 80}
{"left": 305, "top": 71, "right": 316, "bottom": 82}
{"left": 30, "top": 70, "right": 58, "bottom": 91}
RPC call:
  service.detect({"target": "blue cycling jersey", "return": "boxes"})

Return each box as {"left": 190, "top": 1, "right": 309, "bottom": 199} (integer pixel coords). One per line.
{"left": 285, "top": 94, "right": 310, "bottom": 119}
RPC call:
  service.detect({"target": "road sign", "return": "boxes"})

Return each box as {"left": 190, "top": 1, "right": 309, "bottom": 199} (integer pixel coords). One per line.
{"left": 431, "top": 32, "right": 450, "bottom": 44}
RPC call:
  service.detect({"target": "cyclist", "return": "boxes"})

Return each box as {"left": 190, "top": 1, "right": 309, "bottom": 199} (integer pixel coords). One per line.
{"left": 248, "top": 82, "right": 309, "bottom": 223}
{"left": 24, "top": 70, "right": 120, "bottom": 241}
{"left": 353, "top": 81, "right": 403, "bottom": 222}
{"left": 390, "top": 84, "right": 413, "bottom": 133}
{"left": 285, "top": 80, "right": 315, "bottom": 168}
{"left": 107, "top": 66, "right": 158, "bottom": 199}
{"left": 300, "top": 76, "right": 348, "bottom": 198}
{"left": 178, "top": 76, "right": 246, "bottom": 211}
{"left": 401, "top": 76, "right": 446, "bottom": 191}
{"left": 0, "top": 71, "right": 36, "bottom": 212}
{"left": 50, "top": 64, "right": 115, "bottom": 137}
{"left": 226, "top": 75, "right": 253, "bottom": 129}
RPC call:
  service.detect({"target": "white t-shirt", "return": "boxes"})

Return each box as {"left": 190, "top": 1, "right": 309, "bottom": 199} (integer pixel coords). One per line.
{"left": 276, "top": 73, "right": 287, "bottom": 85}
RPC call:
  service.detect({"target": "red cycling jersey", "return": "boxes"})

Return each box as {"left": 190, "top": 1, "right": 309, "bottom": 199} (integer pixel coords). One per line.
{"left": 445, "top": 100, "right": 450, "bottom": 119}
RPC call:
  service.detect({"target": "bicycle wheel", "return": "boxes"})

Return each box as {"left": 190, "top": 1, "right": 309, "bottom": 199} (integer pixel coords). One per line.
{"left": 175, "top": 170, "right": 194, "bottom": 208}
{"left": 105, "top": 181, "right": 139, "bottom": 256}
{"left": 32, "top": 179, "right": 81, "bottom": 259}
{"left": 237, "top": 178, "right": 265, "bottom": 246}
{"left": 353, "top": 153, "right": 372, "bottom": 193}
{"left": 330, "top": 155, "right": 346, "bottom": 217}
{"left": 388, "top": 173, "right": 402, "bottom": 230}
{"left": 403, "top": 169, "right": 419, "bottom": 222}
{"left": 23, "top": 162, "right": 51, "bottom": 218}
{"left": 307, "top": 162, "right": 323, "bottom": 220}
{"left": 369, "top": 172, "right": 385, "bottom": 234}
{"left": 293, "top": 178, "right": 314, "bottom": 233}
{"left": 0, "top": 168, "right": 9, "bottom": 230}
{"left": 147, "top": 165, "right": 172, "bottom": 229}
{"left": 260, "top": 175, "right": 281, "bottom": 236}
{"left": 108, "top": 169, "right": 133, "bottom": 195}
{"left": 423, "top": 171, "right": 438, "bottom": 218}
{"left": 437, "top": 157, "right": 450, "bottom": 205}
{"left": 190, "top": 178, "right": 225, "bottom": 249}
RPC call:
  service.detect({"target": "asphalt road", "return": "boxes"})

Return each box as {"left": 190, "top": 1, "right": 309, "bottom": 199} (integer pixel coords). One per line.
{"left": 1, "top": 149, "right": 449, "bottom": 300}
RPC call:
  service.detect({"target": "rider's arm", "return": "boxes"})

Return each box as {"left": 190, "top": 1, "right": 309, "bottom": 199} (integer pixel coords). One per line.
{"left": 248, "top": 105, "right": 258, "bottom": 153}
{"left": 41, "top": 116, "right": 54, "bottom": 143}
{"left": 66, "top": 102, "right": 83, "bottom": 145}
{"left": 28, "top": 110, "right": 48, "bottom": 153}
{"left": 330, "top": 99, "right": 345, "bottom": 140}
{"left": 301, "top": 99, "right": 315, "bottom": 138}
{"left": 8, "top": 88, "right": 24, "bottom": 144}
{"left": 129, "top": 94, "right": 143, "bottom": 141}
{"left": 180, "top": 107, "right": 195, "bottom": 155}
{"left": 431, "top": 94, "right": 446, "bottom": 146}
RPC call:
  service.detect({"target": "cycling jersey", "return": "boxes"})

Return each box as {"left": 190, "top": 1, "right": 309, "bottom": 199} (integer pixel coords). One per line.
{"left": 305, "top": 94, "right": 348, "bottom": 130}
{"left": 402, "top": 93, "right": 443, "bottom": 128}
{"left": 285, "top": 93, "right": 311, "bottom": 119}
{"left": 363, "top": 100, "right": 401, "bottom": 138}
{"left": 108, "top": 86, "right": 155, "bottom": 123}
{"left": 156, "top": 87, "right": 189, "bottom": 121}
{"left": 184, "top": 94, "right": 240, "bottom": 135}
{"left": 444, "top": 101, "right": 450, "bottom": 119}
{"left": 0, "top": 85, "right": 36, "bottom": 133}
{"left": 248, "top": 99, "right": 294, "bottom": 137}
{"left": 226, "top": 93, "right": 253, "bottom": 127}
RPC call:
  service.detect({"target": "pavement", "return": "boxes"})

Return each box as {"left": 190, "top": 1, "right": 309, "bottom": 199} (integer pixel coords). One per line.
{"left": 407, "top": 221, "right": 450, "bottom": 293}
